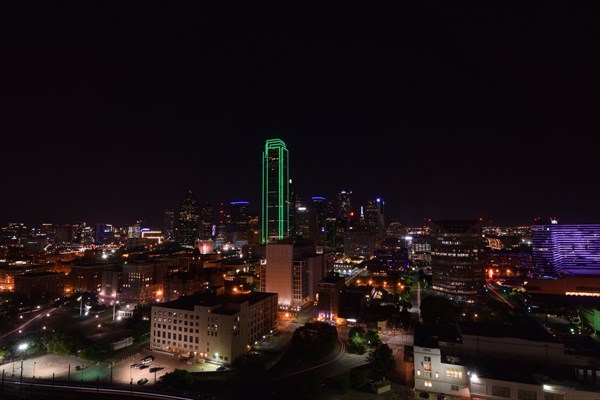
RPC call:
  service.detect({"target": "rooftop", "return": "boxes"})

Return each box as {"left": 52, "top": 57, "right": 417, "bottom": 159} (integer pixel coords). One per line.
{"left": 157, "top": 291, "right": 277, "bottom": 313}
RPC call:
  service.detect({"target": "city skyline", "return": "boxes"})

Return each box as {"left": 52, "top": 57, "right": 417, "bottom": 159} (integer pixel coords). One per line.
{"left": 2, "top": 4, "right": 600, "bottom": 228}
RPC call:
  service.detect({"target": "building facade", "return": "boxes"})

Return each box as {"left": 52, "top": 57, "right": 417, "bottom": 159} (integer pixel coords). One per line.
{"left": 532, "top": 223, "right": 600, "bottom": 278}
{"left": 150, "top": 291, "right": 277, "bottom": 365}
{"left": 261, "top": 240, "right": 326, "bottom": 312}
{"left": 261, "top": 138, "right": 290, "bottom": 244}
{"left": 429, "top": 219, "right": 486, "bottom": 303}
{"left": 178, "top": 190, "right": 201, "bottom": 246}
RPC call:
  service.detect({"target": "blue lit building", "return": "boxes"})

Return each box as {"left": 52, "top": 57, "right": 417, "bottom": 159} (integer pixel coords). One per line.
{"left": 532, "top": 223, "right": 600, "bottom": 277}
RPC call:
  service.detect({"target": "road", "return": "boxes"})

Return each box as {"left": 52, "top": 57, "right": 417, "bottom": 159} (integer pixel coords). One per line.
{"left": 486, "top": 279, "right": 515, "bottom": 309}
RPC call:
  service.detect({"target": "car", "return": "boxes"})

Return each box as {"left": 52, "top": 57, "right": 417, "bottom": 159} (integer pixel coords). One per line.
{"left": 137, "top": 378, "right": 148, "bottom": 385}
{"left": 139, "top": 364, "right": 149, "bottom": 370}
{"left": 140, "top": 355, "right": 155, "bottom": 364}
{"left": 216, "top": 366, "right": 227, "bottom": 371}
{"left": 130, "top": 363, "right": 140, "bottom": 369}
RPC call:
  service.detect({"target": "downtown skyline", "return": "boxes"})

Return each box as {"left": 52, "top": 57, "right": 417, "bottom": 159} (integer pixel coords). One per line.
{"left": 2, "top": 3, "right": 600, "bottom": 228}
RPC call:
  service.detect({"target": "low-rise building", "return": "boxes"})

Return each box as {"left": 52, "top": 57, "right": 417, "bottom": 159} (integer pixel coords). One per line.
{"left": 150, "top": 291, "right": 277, "bottom": 365}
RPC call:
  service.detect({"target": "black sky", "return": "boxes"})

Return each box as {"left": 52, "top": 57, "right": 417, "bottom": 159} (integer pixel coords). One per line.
{"left": 1, "top": 3, "right": 600, "bottom": 228}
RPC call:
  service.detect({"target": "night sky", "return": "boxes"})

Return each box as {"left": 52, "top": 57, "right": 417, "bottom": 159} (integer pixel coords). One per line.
{"left": 1, "top": 3, "right": 600, "bottom": 228}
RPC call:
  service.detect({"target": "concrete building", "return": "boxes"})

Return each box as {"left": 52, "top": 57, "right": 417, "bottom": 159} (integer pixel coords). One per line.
{"left": 150, "top": 291, "right": 277, "bottom": 365}
{"left": 261, "top": 138, "right": 290, "bottom": 244}
{"left": 429, "top": 219, "right": 486, "bottom": 303}
{"left": 316, "top": 274, "right": 346, "bottom": 321}
{"left": 121, "top": 260, "right": 169, "bottom": 303}
{"left": 14, "top": 271, "right": 65, "bottom": 302}
{"left": 532, "top": 223, "right": 600, "bottom": 278}
{"left": 414, "top": 321, "right": 600, "bottom": 400}
{"left": 260, "top": 239, "right": 326, "bottom": 312}
{"left": 343, "top": 227, "right": 375, "bottom": 258}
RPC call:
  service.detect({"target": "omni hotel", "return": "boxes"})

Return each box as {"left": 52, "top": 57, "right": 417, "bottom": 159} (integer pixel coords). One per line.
{"left": 150, "top": 290, "right": 277, "bottom": 365}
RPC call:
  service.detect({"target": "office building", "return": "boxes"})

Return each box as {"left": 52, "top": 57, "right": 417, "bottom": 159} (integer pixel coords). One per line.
{"left": 294, "top": 201, "right": 310, "bottom": 239}
{"left": 364, "top": 198, "right": 385, "bottom": 248}
{"left": 532, "top": 223, "right": 600, "bottom": 278}
{"left": 414, "top": 321, "right": 600, "bottom": 400}
{"left": 429, "top": 219, "right": 486, "bottom": 303}
{"left": 178, "top": 190, "right": 201, "bottom": 246}
{"left": 14, "top": 271, "right": 65, "bottom": 302}
{"left": 121, "top": 260, "right": 169, "bottom": 303}
{"left": 164, "top": 209, "right": 175, "bottom": 240}
{"left": 200, "top": 202, "right": 214, "bottom": 240}
{"left": 261, "top": 138, "right": 290, "bottom": 244}
{"left": 261, "top": 239, "right": 326, "bottom": 311}
{"left": 150, "top": 291, "right": 277, "bottom": 365}
{"left": 343, "top": 227, "right": 375, "bottom": 258}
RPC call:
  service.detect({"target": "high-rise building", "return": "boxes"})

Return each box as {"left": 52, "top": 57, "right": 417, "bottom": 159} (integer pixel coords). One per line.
{"left": 261, "top": 239, "right": 326, "bottom": 311}
{"left": 200, "top": 201, "right": 214, "bottom": 240}
{"left": 294, "top": 200, "right": 310, "bottom": 239}
{"left": 532, "top": 223, "right": 600, "bottom": 278}
{"left": 364, "top": 198, "right": 385, "bottom": 248}
{"left": 229, "top": 201, "right": 250, "bottom": 243}
{"left": 309, "top": 196, "right": 329, "bottom": 246}
{"left": 261, "top": 138, "right": 290, "bottom": 244}
{"left": 429, "top": 219, "right": 486, "bottom": 303}
{"left": 337, "top": 190, "right": 353, "bottom": 222}
{"left": 177, "top": 190, "right": 201, "bottom": 246}
{"left": 164, "top": 209, "right": 175, "bottom": 240}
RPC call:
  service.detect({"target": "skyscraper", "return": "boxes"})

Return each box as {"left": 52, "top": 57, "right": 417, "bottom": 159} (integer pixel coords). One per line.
{"left": 532, "top": 223, "right": 600, "bottom": 277}
{"left": 364, "top": 198, "right": 385, "bottom": 248}
{"left": 200, "top": 201, "right": 214, "bottom": 240}
{"left": 177, "top": 190, "right": 200, "bottom": 246}
{"left": 337, "top": 190, "right": 353, "bottom": 222}
{"left": 261, "top": 138, "right": 290, "bottom": 244}
{"left": 164, "top": 209, "right": 175, "bottom": 240}
{"left": 429, "top": 219, "right": 486, "bottom": 303}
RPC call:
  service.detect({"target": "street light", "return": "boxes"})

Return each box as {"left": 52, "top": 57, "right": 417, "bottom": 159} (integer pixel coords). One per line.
{"left": 33, "top": 361, "right": 36, "bottom": 379}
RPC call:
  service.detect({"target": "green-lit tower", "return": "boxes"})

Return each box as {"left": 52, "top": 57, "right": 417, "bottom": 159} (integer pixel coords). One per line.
{"left": 261, "top": 138, "right": 290, "bottom": 244}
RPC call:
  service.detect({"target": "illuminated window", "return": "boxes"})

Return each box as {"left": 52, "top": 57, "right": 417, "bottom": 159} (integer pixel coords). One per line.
{"left": 424, "top": 381, "right": 432, "bottom": 387}
{"left": 446, "top": 368, "right": 463, "bottom": 379}
{"left": 423, "top": 362, "right": 432, "bottom": 378}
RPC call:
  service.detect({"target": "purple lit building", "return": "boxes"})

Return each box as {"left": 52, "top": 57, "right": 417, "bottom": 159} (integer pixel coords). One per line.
{"left": 531, "top": 224, "right": 600, "bottom": 277}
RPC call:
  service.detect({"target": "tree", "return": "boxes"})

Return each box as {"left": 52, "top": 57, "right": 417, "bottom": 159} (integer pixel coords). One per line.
{"left": 347, "top": 326, "right": 367, "bottom": 354}
{"left": 125, "top": 304, "right": 151, "bottom": 340}
{"left": 366, "top": 343, "right": 395, "bottom": 381}
{"left": 349, "top": 367, "right": 369, "bottom": 389}
{"left": 365, "top": 329, "right": 381, "bottom": 347}
{"left": 0, "top": 348, "right": 10, "bottom": 364}
{"left": 289, "top": 321, "right": 338, "bottom": 361}
{"left": 159, "top": 369, "right": 193, "bottom": 389}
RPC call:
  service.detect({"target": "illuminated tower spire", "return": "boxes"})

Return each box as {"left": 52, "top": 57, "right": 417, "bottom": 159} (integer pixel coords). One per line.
{"left": 261, "top": 138, "right": 290, "bottom": 244}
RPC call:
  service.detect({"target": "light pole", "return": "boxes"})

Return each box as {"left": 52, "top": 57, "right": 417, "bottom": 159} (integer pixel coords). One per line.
{"left": 33, "top": 361, "right": 36, "bottom": 379}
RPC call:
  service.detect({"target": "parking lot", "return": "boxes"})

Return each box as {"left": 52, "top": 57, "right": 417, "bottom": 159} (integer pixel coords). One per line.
{"left": 1, "top": 350, "right": 224, "bottom": 387}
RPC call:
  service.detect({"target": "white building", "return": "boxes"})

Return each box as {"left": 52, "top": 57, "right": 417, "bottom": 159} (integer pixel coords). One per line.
{"left": 414, "top": 322, "right": 600, "bottom": 400}
{"left": 150, "top": 291, "right": 277, "bottom": 365}
{"left": 414, "top": 345, "right": 470, "bottom": 399}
